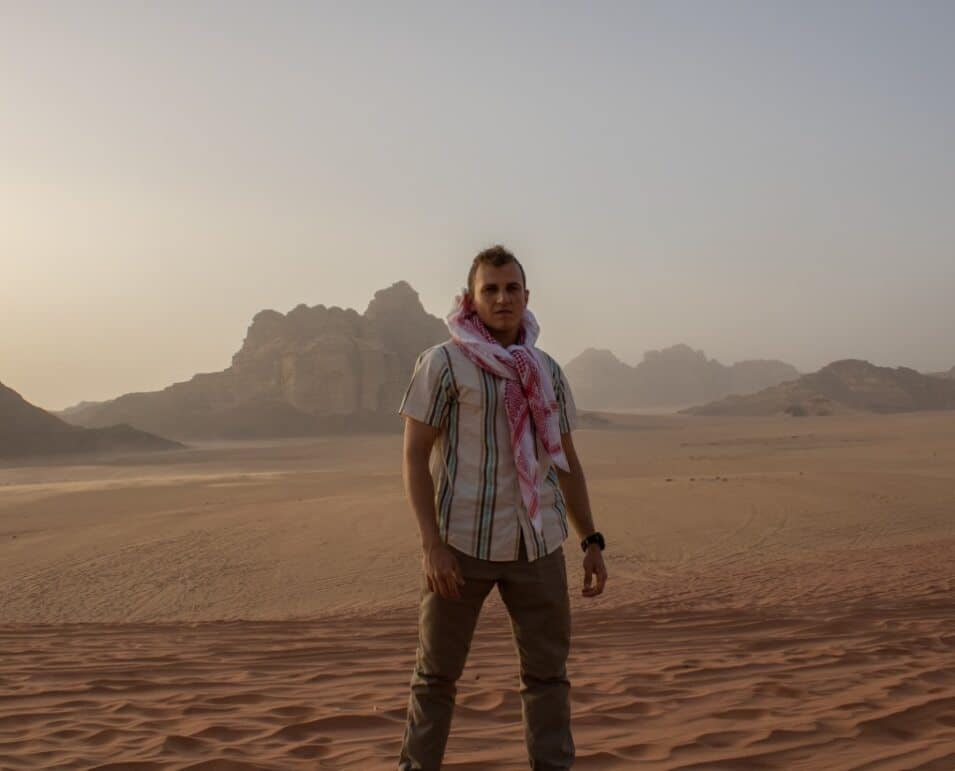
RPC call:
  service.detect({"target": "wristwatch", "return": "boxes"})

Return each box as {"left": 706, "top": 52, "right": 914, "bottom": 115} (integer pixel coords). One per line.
{"left": 580, "top": 531, "right": 605, "bottom": 553}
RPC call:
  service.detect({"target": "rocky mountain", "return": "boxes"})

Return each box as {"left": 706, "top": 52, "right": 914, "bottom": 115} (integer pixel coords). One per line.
{"left": 564, "top": 344, "right": 800, "bottom": 409}
{"left": 684, "top": 359, "right": 955, "bottom": 416}
{"left": 0, "top": 381, "right": 181, "bottom": 459}
{"left": 561, "top": 349, "right": 637, "bottom": 409}
{"left": 62, "top": 282, "right": 447, "bottom": 440}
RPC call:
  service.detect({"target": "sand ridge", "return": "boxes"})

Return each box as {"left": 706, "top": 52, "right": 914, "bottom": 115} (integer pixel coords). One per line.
{"left": 2, "top": 412, "right": 955, "bottom": 768}
{"left": 2, "top": 599, "right": 954, "bottom": 769}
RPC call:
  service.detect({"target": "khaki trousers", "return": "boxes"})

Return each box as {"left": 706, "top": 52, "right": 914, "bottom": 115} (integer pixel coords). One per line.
{"left": 398, "top": 540, "right": 574, "bottom": 770}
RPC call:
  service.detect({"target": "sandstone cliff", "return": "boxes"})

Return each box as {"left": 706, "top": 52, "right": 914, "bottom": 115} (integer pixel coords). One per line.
{"left": 684, "top": 359, "right": 955, "bottom": 416}
{"left": 564, "top": 344, "right": 800, "bottom": 409}
{"left": 62, "top": 282, "right": 447, "bottom": 439}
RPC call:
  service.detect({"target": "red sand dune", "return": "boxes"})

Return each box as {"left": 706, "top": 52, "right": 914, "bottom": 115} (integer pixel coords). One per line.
{"left": 2, "top": 412, "right": 955, "bottom": 769}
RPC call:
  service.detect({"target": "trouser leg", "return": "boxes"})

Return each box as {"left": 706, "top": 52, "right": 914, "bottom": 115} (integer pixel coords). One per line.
{"left": 398, "top": 553, "right": 495, "bottom": 771}
{"left": 498, "top": 544, "right": 574, "bottom": 770}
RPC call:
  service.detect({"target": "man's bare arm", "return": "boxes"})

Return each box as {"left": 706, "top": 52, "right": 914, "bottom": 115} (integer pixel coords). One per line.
{"left": 403, "top": 416, "right": 464, "bottom": 599}
{"left": 403, "top": 416, "right": 442, "bottom": 550}
{"left": 556, "top": 431, "right": 608, "bottom": 597}
{"left": 556, "top": 431, "right": 597, "bottom": 538}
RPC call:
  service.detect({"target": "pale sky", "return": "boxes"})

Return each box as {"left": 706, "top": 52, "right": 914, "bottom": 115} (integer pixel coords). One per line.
{"left": 2, "top": 1, "right": 954, "bottom": 410}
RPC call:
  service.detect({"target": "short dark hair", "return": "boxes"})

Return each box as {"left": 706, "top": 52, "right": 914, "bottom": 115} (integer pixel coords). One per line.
{"left": 467, "top": 245, "right": 526, "bottom": 295}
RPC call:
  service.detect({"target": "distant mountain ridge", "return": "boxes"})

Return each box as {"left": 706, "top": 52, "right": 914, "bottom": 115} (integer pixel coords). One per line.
{"left": 62, "top": 282, "right": 447, "bottom": 440}
{"left": 564, "top": 344, "right": 800, "bottom": 409}
{"left": 0, "top": 380, "right": 180, "bottom": 458}
{"left": 684, "top": 359, "right": 955, "bottom": 416}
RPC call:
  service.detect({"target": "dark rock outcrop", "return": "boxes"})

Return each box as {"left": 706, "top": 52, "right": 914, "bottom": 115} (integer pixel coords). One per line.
{"left": 0, "top": 381, "right": 181, "bottom": 459}
{"left": 564, "top": 344, "right": 800, "bottom": 409}
{"left": 684, "top": 359, "right": 955, "bottom": 416}
{"left": 62, "top": 282, "right": 447, "bottom": 440}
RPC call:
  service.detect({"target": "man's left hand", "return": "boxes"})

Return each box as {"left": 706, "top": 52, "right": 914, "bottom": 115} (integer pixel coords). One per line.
{"left": 582, "top": 546, "right": 608, "bottom": 597}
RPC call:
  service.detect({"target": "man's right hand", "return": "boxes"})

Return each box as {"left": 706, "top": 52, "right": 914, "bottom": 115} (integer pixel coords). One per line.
{"left": 423, "top": 543, "right": 465, "bottom": 600}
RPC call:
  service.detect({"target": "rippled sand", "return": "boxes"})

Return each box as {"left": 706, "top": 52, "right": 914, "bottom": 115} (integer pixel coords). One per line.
{"left": 2, "top": 412, "right": 954, "bottom": 769}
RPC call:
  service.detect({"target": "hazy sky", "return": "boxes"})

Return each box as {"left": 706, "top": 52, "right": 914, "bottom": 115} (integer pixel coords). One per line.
{"left": 3, "top": 1, "right": 954, "bottom": 410}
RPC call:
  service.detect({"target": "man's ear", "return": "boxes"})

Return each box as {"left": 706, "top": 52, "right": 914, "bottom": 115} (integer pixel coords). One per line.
{"left": 524, "top": 288, "right": 530, "bottom": 306}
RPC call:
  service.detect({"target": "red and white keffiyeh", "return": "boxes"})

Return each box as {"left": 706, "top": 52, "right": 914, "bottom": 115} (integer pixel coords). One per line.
{"left": 446, "top": 292, "right": 569, "bottom": 535}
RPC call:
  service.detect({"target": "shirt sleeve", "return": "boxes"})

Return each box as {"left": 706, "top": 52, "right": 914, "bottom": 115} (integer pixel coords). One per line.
{"left": 398, "top": 346, "right": 456, "bottom": 428}
{"left": 545, "top": 355, "right": 578, "bottom": 433}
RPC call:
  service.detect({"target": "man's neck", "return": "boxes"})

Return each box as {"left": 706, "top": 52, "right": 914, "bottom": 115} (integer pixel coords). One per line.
{"left": 489, "top": 327, "right": 520, "bottom": 348}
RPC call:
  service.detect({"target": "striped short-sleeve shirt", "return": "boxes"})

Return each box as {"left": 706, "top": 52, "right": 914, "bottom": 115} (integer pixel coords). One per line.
{"left": 398, "top": 340, "right": 578, "bottom": 562}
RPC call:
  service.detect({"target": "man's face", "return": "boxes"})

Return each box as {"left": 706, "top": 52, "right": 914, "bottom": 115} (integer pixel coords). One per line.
{"left": 470, "top": 261, "right": 529, "bottom": 337}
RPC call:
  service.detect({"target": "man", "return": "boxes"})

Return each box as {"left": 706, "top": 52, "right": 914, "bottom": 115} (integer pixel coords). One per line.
{"left": 397, "top": 245, "right": 608, "bottom": 770}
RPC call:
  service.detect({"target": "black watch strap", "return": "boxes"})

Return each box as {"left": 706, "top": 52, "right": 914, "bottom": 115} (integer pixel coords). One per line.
{"left": 580, "top": 531, "right": 605, "bottom": 552}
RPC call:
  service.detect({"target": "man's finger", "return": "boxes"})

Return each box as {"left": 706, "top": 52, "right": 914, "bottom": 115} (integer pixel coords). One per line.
{"left": 452, "top": 561, "right": 466, "bottom": 586}
{"left": 426, "top": 574, "right": 435, "bottom": 594}
{"left": 595, "top": 565, "right": 608, "bottom": 594}
{"left": 441, "top": 573, "right": 460, "bottom": 600}
{"left": 582, "top": 562, "right": 594, "bottom": 596}
{"left": 440, "top": 571, "right": 460, "bottom": 600}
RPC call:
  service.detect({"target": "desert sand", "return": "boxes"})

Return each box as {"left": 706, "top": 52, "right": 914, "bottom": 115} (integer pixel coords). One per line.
{"left": 2, "top": 412, "right": 954, "bottom": 769}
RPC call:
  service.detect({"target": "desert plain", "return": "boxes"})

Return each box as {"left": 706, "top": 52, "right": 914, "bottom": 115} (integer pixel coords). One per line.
{"left": 1, "top": 411, "right": 954, "bottom": 770}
